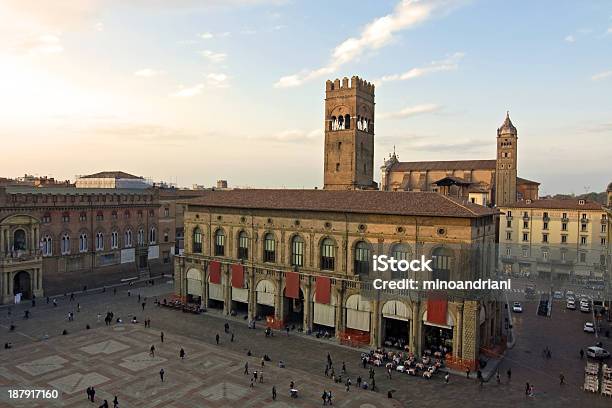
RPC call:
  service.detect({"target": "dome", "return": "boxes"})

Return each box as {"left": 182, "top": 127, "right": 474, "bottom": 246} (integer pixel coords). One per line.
{"left": 607, "top": 182, "right": 612, "bottom": 192}
{"left": 497, "top": 111, "right": 517, "bottom": 135}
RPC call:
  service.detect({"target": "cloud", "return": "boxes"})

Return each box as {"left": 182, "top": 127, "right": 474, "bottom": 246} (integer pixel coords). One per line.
{"left": 200, "top": 50, "right": 227, "bottom": 62}
{"left": 377, "top": 52, "right": 464, "bottom": 84}
{"left": 94, "top": 22, "right": 104, "bottom": 31}
{"left": 95, "top": 123, "right": 200, "bottom": 144}
{"left": 252, "top": 129, "right": 321, "bottom": 142}
{"left": 564, "top": 34, "right": 575, "bottom": 43}
{"left": 11, "top": 34, "right": 64, "bottom": 55}
{"left": 171, "top": 84, "right": 205, "bottom": 97}
{"left": 201, "top": 31, "right": 230, "bottom": 39}
{"left": 378, "top": 103, "right": 441, "bottom": 119}
{"left": 206, "top": 73, "right": 230, "bottom": 88}
{"left": 134, "top": 68, "right": 165, "bottom": 77}
{"left": 591, "top": 70, "right": 612, "bottom": 81}
{"left": 274, "top": 0, "right": 463, "bottom": 88}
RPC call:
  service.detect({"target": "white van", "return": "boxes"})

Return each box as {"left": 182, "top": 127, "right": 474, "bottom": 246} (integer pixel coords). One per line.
{"left": 586, "top": 346, "right": 610, "bottom": 360}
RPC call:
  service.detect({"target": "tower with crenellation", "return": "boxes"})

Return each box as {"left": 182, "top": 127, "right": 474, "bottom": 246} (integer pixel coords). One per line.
{"left": 323, "top": 76, "right": 376, "bottom": 190}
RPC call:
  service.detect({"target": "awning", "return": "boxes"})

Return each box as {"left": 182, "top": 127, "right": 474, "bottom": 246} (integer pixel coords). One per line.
{"left": 285, "top": 271, "right": 300, "bottom": 299}
{"left": 209, "top": 261, "right": 221, "bottom": 284}
{"left": 315, "top": 276, "right": 331, "bottom": 304}
{"left": 231, "top": 264, "right": 244, "bottom": 288}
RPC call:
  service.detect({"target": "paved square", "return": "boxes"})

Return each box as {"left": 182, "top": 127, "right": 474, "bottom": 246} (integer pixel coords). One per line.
{"left": 16, "top": 355, "right": 68, "bottom": 376}
{"left": 80, "top": 340, "right": 130, "bottom": 355}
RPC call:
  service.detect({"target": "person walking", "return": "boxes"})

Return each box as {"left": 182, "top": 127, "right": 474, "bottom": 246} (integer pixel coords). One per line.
{"left": 159, "top": 368, "right": 165, "bottom": 382}
{"left": 507, "top": 368, "right": 512, "bottom": 382}
{"left": 259, "top": 371, "right": 264, "bottom": 383}
{"left": 525, "top": 382, "right": 530, "bottom": 396}
{"left": 325, "top": 365, "right": 329, "bottom": 377}
{"left": 160, "top": 332, "right": 164, "bottom": 343}
{"left": 357, "top": 375, "right": 362, "bottom": 388}
{"left": 272, "top": 385, "right": 277, "bottom": 400}
{"left": 387, "top": 367, "right": 392, "bottom": 380}
{"left": 322, "top": 390, "right": 328, "bottom": 405}
{"left": 113, "top": 287, "right": 117, "bottom": 296}
{"left": 113, "top": 395, "right": 119, "bottom": 408}
{"left": 142, "top": 302, "right": 146, "bottom": 311}
{"left": 580, "top": 349, "right": 584, "bottom": 359}
{"left": 179, "top": 348, "right": 185, "bottom": 360}
{"left": 496, "top": 371, "right": 501, "bottom": 384}
{"left": 90, "top": 386, "right": 96, "bottom": 402}
{"left": 138, "top": 294, "right": 141, "bottom": 302}
{"left": 150, "top": 345, "right": 155, "bottom": 358}
{"left": 231, "top": 332, "right": 235, "bottom": 342}
{"left": 559, "top": 373, "right": 565, "bottom": 385}
{"left": 244, "top": 362, "right": 249, "bottom": 375}
{"left": 99, "top": 400, "right": 108, "bottom": 408}
{"left": 342, "top": 362, "right": 346, "bottom": 374}
{"left": 53, "top": 299, "right": 58, "bottom": 307}
{"left": 445, "top": 373, "right": 450, "bottom": 383}
{"left": 77, "top": 303, "right": 81, "bottom": 312}
{"left": 86, "top": 387, "right": 92, "bottom": 402}
{"left": 97, "top": 313, "right": 101, "bottom": 323}
{"left": 215, "top": 333, "right": 220, "bottom": 345}
{"left": 250, "top": 377, "right": 254, "bottom": 388}
{"left": 327, "top": 352, "right": 333, "bottom": 368}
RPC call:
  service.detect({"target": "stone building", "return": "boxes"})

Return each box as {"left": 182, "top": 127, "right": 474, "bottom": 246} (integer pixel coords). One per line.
{"left": 75, "top": 171, "right": 150, "bottom": 189}
{"left": 0, "top": 186, "right": 165, "bottom": 302}
{"left": 498, "top": 197, "right": 608, "bottom": 281}
{"left": 175, "top": 189, "right": 502, "bottom": 370}
{"left": 380, "top": 113, "right": 539, "bottom": 206}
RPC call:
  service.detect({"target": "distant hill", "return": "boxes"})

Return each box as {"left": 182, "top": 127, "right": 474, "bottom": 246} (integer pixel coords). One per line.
{"left": 546, "top": 191, "right": 607, "bottom": 205}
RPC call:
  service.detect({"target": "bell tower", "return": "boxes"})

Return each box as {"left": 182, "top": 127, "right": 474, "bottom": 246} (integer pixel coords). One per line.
{"left": 495, "top": 112, "right": 518, "bottom": 206}
{"left": 323, "top": 76, "right": 376, "bottom": 190}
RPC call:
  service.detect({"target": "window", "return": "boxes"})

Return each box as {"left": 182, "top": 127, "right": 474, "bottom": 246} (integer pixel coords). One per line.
{"left": 62, "top": 212, "right": 70, "bottom": 223}
{"left": 320, "top": 238, "right": 335, "bottom": 270}
{"left": 112, "top": 211, "right": 117, "bottom": 220}
{"left": 431, "top": 247, "right": 452, "bottom": 281}
{"left": 137, "top": 229, "right": 144, "bottom": 245}
{"left": 214, "top": 229, "right": 225, "bottom": 256}
{"left": 542, "top": 250, "right": 548, "bottom": 261}
{"left": 561, "top": 223, "right": 567, "bottom": 231}
{"left": 506, "top": 232, "right": 512, "bottom": 240}
{"left": 111, "top": 231, "right": 118, "bottom": 249}
{"left": 602, "top": 224, "right": 607, "bottom": 233}
{"left": 506, "top": 247, "right": 511, "bottom": 256}
{"left": 79, "top": 233, "right": 88, "bottom": 252}
{"left": 193, "top": 228, "right": 202, "bottom": 253}
{"left": 290, "top": 235, "right": 304, "bottom": 267}
{"left": 506, "top": 220, "right": 512, "bottom": 228}
{"left": 542, "top": 234, "right": 548, "bottom": 243}
{"left": 238, "top": 231, "right": 248, "bottom": 260}
{"left": 579, "top": 252, "right": 586, "bottom": 263}
{"left": 354, "top": 241, "right": 371, "bottom": 276}
{"left": 522, "top": 248, "right": 528, "bottom": 257}
{"left": 164, "top": 232, "right": 168, "bottom": 242}
{"left": 561, "top": 251, "right": 566, "bottom": 261}
{"left": 124, "top": 229, "right": 132, "bottom": 248}
{"left": 562, "top": 212, "right": 567, "bottom": 219}
{"left": 507, "top": 211, "right": 512, "bottom": 217}
{"left": 523, "top": 221, "right": 529, "bottom": 229}
{"left": 149, "top": 227, "right": 156, "bottom": 244}
{"left": 42, "top": 212, "right": 51, "bottom": 223}
{"left": 41, "top": 235, "right": 52, "bottom": 256}
{"left": 580, "top": 236, "right": 587, "bottom": 245}
{"left": 543, "top": 222, "right": 548, "bottom": 230}
{"left": 96, "top": 211, "right": 103, "bottom": 221}
{"left": 79, "top": 212, "right": 87, "bottom": 222}
{"left": 263, "top": 233, "right": 276, "bottom": 262}
{"left": 581, "top": 213, "right": 587, "bottom": 220}
{"left": 581, "top": 223, "right": 587, "bottom": 232}
{"left": 522, "top": 233, "right": 529, "bottom": 242}
{"left": 602, "top": 238, "right": 607, "bottom": 246}
{"left": 61, "top": 234, "right": 70, "bottom": 255}
{"left": 164, "top": 207, "right": 170, "bottom": 217}
{"left": 561, "top": 235, "right": 567, "bottom": 244}
{"left": 96, "top": 232, "right": 104, "bottom": 251}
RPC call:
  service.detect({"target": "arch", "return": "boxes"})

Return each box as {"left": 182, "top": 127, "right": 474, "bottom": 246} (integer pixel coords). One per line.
{"left": 330, "top": 116, "right": 336, "bottom": 131}
{"left": 320, "top": 237, "right": 336, "bottom": 271}
{"left": 312, "top": 289, "right": 338, "bottom": 327}
{"left": 422, "top": 308, "right": 456, "bottom": 328}
{"left": 430, "top": 246, "right": 454, "bottom": 281}
{"left": 61, "top": 233, "right": 71, "bottom": 255}
{"left": 124, "top": 228, "right": 133, "bottom": 248}
{"left": 186, "top": 267, "right": 203, "bottom": 297}
{"left": 345, "top": 294, "right": 372, "bottom": 312}
{"left": 345, "top": 294, "right": 371, "bottom": 332}
{"left": 289, "top": 234, "right": 305, "bottom": 267}
{"left": 256, "top": 278, "right": 276, "bottom": 306}
{"left": 353, "top": 240, "right": 372, "bottom": 276}
{"left": 13, "top": 271, "right": 32, "bottom": 299}
{"left": 344, "top": 114, "right": 351, "bottom": 129}
{"left": 390, "top": 242, "right": 412, "bottom": 260}
{"left": 187, "top": 268, "right": 202, "bottom": 281}
{"left": 237, "top": 230, "right": 249, "bottom": 260}
{"left": 214, "top": 228, "right": 226, "bottom": 256}
{"left": 95, "top": 231, "right": 104, "bottom": 251}
{"left": 149, "top": 226, "right": 157, "bottom": 244}
{"left": 41, "top": 234, "right": 53, "bottom": 256}
{"left": 263, "top": 232, "right": 276, "bottom": 262}
{"left": 382, "top": 300, "right": 411, "bottom": 321}
{"left": 192, "top": 227, "right": 203, "bottom": 253}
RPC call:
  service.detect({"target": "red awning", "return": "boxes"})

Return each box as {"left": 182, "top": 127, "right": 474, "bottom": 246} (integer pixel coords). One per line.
{"left": 231, "top": 264, "right": 244, "bottom": 288}
{"left": 315, "top": 276, "right": 331, "bottom": 304}
{"left": 427, "top": 297, "right": 448, "bottom": 326}
{"left": 209, "top": 261, "right": 221, "bottom": 284}
{"left": 285, "top": 271, "right": 300, "bottom": 299}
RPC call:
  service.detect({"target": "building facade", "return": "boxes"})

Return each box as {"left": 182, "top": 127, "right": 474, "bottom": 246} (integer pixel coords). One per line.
{"left": 0, "top": 186, "right": 167, "bottom": 302}
{"left": 323, "top": 77, "right": 377, "bottom": 190}
{"left": 380, "top": 113, "right": 539, "bottom": 205}
{"left": 75, "top": 171, "right": 150, "bottom": 189}
{"left": 175, "top": 189, "right": 502, "bottom": 369}
{"left": 499, "top": 198, "right": 608, "bottom": 281}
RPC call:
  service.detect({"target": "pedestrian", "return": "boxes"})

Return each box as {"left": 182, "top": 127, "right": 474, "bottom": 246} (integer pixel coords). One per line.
{"left": 86, "top": 387, "right": 92, "bottom": 401}
{"left": 142, "top": 302, "right": 146, "bottom": 311}
{"left": 150, "top": 345, "right": 155, "bottom": 357}
{"left": 345, "top": 378, "right": 351, "bottom": 392}
{"left": 259, "top": 371, "right": 264, "bottom": 383}
{"left": 159, "top": 368, "right": 165, "bottom": 382}
{"left": 231, "top": 332, "right": 235, "bottom": 342}
{"left": 70, "top": 293, "right": 75, "bottom": 301}
{"left": 97, "top": 313, "right": 101, "bottom": 323}
{"left": 250, "top": 377, "right": 254, "bottom": 388}
{"left": 342, "top": 362, "right": 346, "bottom": 374}
{"left": 477, "top": 370, "right": 483, "bottom": 387}
{"left": 127, "top": 290, "right": 131, "bottom": 297}
{"left": 327, "top": 390, "right": 333, "bottom": 404}
{"left": 215, "top": 333, "right": 220, "bottom": 345}
{"left": 224, "top": 322, "right": 229, "bottom": 333}
{"left": 254, "top": 371, "right": 258, "bottom": 381}
{"left": 559, "top": 373, "right": 564, "bottom": 385}
{"left": 138, "top": 294, "right": 141, "bottom": 302}
{"left": 445, "top": 373, "right": 450, "bottom": 383}
{"left": 261, "top": 357, "right": 265, "bottom": 367}
{"left": 53, "top": 299, "right": 57, "bottom": 307}
{"left": 77, "top": 303, "right": 81, "bottom": 312}
{"left": 99, "top": 400, "right": 108, "bottom": 408}
{"left": 244, "top": 362, "right": 249, "bottom": 375}
{"left": 325, "top": 365, "right": 329, "bottom": 377}
{"left": 32, "top": 298, "right": 36, "bottom": 307}
{"left": 362, "top": 357, "right": 367, "bottom": 369}
{"left": 466, "top": 368, "right": 470, "bottom": 378}
{"left": 387, "top": 367, "right": 392, "bottom": 380}
{"left": 272, "top": 385, "right": 277, "bottom": 400}
{"left": 357, "top": 376, "right": 362, "bottom": 388}
{"left": 525, "top": 382, "right": 530, "bottom": 396}
{"left": 90, "top": 386, "right": 96, "bottom": 402}
{"left": 113, "top": 287, "right": 117, "bottom": 296}
{"left": 496, "top": 371, "right": 501, "bottom": 384}
{"left": 113, "top": 396, "right": 119, "bottom": 408}
{"left": 46, "top": 296, "right": 50, "bottom": 304}
{"left": 180, "top": 348, "right": 185, "bottom": 360}
{"left": 327, "top": 352, "right": 332, "bottom": 368}
{"left": 580, "top": 349, "right": 584, "bottom": 359}
{"left": 161, "top": 332, "right": 164, "bottom": 343}
{"left": 322, "top": 390, "right": 328, "bottom": 405}
{"left": 507, "top": 368, "right": 512, "bottom": 382}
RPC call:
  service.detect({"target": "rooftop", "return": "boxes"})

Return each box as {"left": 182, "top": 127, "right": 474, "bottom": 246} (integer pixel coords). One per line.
{"left": 185, "top": 189, "right": 498, "bottom": 218}
{"left": 501, "top": 198, "right": 603, "bottom": 211}
{"left": 389, "top": 159, "right": 497, "bottom": 172}
{"left": 79, "top": 171, "right": 143, "bottom": 180}
{"left": 1, "top": 186, "right": 153, "bottom": 195}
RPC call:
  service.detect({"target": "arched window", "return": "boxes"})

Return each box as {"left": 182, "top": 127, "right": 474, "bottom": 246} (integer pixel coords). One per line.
{"left": 338, "top": 115, "right": 344, "bottom": 130}
{"left": 263, "top": 233, "right": 275, "bottom": 263}
{"left": 79, "top": 233, "right": 88, "bottom": 252}
{"left": 238, "top": 231, "right": 248, "bottom": 260}
{"left": 344, "top": 114, "right": 350, "bottom": 129}
{"left": 61, "top": 234, "right": 71, "bottom": 255}
{"left": 354, "top": 241, "right": 370, "bottom": 276}
{"left": 41, "top": 235, "right": 52, "bottom": 256}
{"left": 330, "top": 116, "right": 336, "bottom": 131}
{"left": 111, "top": 231, "right": 118, "bottom": 249}
{"left": 390, "top": 243, "right": 411, "bottom": 279}
{"left": 96, "top": 232, "right": 104, "bottom": 251}
{"left": 149, "top": 227, "right": 156, "bottom": 244}
{"left": 320, "top": 238, "right": 335, "bottom": 270}
{"left": 193, "top": 227, "right": 202, "bottom": 253}
{"left": 432, "top": 247, "right": 453, "bottom": 281}
{"left": 137, "top": 228, "right": 144, "bottom": 245}
{"left": 291, "top": 235, "right": 304, "bottom": 267}
{"left": 214, "top": 229, "right": 225, "bottom": 256}
{"left": 124, "top": 229, "right": 132, "bottom": 248}
{"left": 13, "top": 229, "right": 27, "bottom": 251}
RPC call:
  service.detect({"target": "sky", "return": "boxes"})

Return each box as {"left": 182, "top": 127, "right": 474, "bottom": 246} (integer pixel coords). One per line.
{"left": 0, "top": 0, "right": 610, "bottom": 195}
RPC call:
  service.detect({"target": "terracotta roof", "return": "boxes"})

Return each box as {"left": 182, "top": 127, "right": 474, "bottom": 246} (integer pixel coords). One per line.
{"left": 517, "top": 177, "right": 540, "bottom": 185}
{"left": 185, "top": 189, "right": 498, "bottom": 218}
{"left": 80, "top": 171, "right": 142, "bottom": 179}
{"left": 389, "top": 159, "right": 496, "bottom": 172}
{"left": 502, "top": 198, "right": 603, "bottom": 210}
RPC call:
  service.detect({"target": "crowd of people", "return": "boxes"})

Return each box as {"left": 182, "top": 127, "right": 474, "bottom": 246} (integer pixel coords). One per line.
{"left": 361, "top": 348, "right": 445, "bottom": 380}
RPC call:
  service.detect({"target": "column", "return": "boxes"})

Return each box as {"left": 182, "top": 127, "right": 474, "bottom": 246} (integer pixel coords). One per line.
{"left": 274, "top": 275, "right": 283, "bottom": 321}
{"left": 410, "top": 300, "right": 420, "bottom": 355}
{"left": 461, "top": 300, "right": 478, "bottom": 369}
{"left": 201, "top": 268, "right": 207, "bottom": 309}
{"left": 370, "top": 298, "right": 381, "bottom": 348}
{"left": 303, "top": 277, "right": 312, "bottom": 333}
{"left": 335, "top": 286, "right": 344, "bottom": 339}
{"left": 455, "top": 303, "right": 464, "bottom": 358}
{"left": 247, "top": 269, "right": 256, "bottom": 321}
{"left": 223, "top": 265, "right": 231, "bottom": 315}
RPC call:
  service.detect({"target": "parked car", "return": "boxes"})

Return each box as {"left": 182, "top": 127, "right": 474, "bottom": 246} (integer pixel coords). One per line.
{"left": 586, "top": 346, "right": 610, "bottom": 360}
{"left": 512, "top": 302, "right": 523, "bottom": 313}
{"left": 553, "top": 291, "right": 564, "bottom": 300}
{"left": 566, "top": 300, "right": 576, "bottom": 310}
{"left": 584, "top": 322, "right": 595, "bottom": 333}
{"left": 580, "top": 302, "right": 592, "bottom": 313}
{"left": 565, "top": 290, "right": 575, "bottom": 299}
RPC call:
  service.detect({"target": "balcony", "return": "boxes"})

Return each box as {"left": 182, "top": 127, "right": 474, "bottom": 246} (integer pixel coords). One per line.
{"left": 522, "top": 215, "right": 530, "bottom": 221}
{"left": 0, "top": 250, "right": 43, "bottom": 267}
{"left": 580, "top": 218, "right": 589, "bottom": 224}
{"left": 561, "top": 217, "right": 570, "bottom": 223}
{"left": 542, "top": 216, "right": 550, "bottom": 222}
{"left": 506, "top": 216, "right": 513, "bottom": 221}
